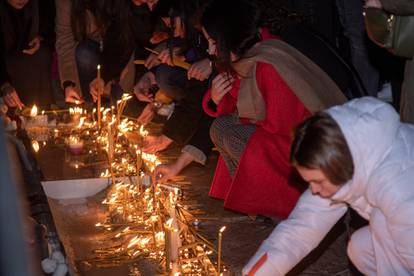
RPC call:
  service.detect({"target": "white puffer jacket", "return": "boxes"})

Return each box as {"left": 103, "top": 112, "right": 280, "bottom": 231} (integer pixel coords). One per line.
{"left": 243, "top": 97, "right": 414, "bottom": 275}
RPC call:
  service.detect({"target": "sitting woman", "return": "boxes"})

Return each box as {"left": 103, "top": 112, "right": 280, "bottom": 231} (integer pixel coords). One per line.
{"left": 134, "top": 0, "right": 214, "bottom": 182}
{"left": 244, "top": 97, "right": 414, "bottom": 275}
{"left": 201, "top": 0, "right": 346, "bottom": 218}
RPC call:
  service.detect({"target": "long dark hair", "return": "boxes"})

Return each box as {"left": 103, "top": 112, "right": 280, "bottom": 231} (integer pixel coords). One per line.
{"left": 290, "top": 112, "right": 354, "bottom": 186}
{"left": 154, "top": 0, "right": 207, "bottom": 56}
{"left": 70, "top": 0, "right": 107, "bottom": 41}
{"left": 71, "top": 0, "right": 138, "bottom": 53}
{"left": 201, "top": 0, "right": 261, "bottom": 74}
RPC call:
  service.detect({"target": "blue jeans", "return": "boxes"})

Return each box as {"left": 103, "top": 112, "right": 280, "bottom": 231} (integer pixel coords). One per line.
{"left": 75, "top": 40, "right": 100, "bottom": 103}
{"left": 336, "top": 0, "right": 380, "bottom": 96}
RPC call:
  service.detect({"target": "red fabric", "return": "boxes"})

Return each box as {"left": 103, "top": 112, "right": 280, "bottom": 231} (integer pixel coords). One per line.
{"left": 203, "top": 62, "right": 310, "bottom": 218}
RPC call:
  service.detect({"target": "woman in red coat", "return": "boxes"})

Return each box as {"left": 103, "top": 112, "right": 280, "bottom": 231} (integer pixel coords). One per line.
{"left": 201, "top": 0, "right": 346, "bottom": 218}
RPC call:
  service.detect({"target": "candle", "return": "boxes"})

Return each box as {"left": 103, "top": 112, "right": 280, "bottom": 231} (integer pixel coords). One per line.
{"left": 164, "top": 219, "right": 172, "bottom": 272}
{"left": 29, "top": 104, "right": 48, "bottom": 126}
{"left": 136, "top": 149, "right": 142, "bottom": 176}
{"left": 217, "top": 226, "right": 226, "bottom": 275}
{"left": 67, "top": 136, "right": 84, "bottom": 155}
{"left": 32, "top": 140, "right": 40, "bottom": 153}
{"left": 107, "top": 122, "right": 114, "bottom": 162}
{"left": 97, "top": 64, "right": 102, "bottom": 128}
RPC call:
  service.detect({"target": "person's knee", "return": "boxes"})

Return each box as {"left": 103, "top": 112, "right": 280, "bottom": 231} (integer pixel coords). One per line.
{"left": 210, "top": 117, "right": 225, "bottom": 145}
{"left": 347, "top": 227, "right": 371, "bottom": 270}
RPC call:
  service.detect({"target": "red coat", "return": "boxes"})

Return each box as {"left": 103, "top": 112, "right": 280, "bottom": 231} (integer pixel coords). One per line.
{"left": 203, "top": 62, "right": 310, "bottom": 218}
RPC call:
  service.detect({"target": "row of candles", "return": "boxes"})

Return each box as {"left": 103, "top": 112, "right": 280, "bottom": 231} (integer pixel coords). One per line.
{"left": 26, "top": 65, "right": 228, "bottom": 275}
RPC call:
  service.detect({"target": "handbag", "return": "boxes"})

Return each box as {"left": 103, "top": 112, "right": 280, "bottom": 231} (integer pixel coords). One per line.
{"left": 364, "top": 7, "right": 414, "bottom": 58}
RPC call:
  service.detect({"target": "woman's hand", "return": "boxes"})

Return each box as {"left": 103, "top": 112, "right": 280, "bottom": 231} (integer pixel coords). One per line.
{"left": 89, "top": 78, "right": 105, "bottom": 102}
{"left": 365, "top": 0, "right": 382, "bottom": 8}
{"left": 150, "top": 31, "right": 169, "bottom": 44}
{"left": 144, "top": 53, "right": 161, "bottom": 69}
{"left": 152, "top": 151, "right": 195, "bottom": 183}
{"left": 187, "top": 58, "right": 212, "bottom": 81}
{"left": 3, "top": 89, "right": 24, "bottom": 109}
{"left": 157, "top": 48, "right": 184, "bottom": 67}
{"left": 137, "top": 103, "right": 156, "bottom": 125}
{"left": 64, "top": 87, "right": 83, "bottom": 104}
{"left": 142, "top": 134, "right": 173, "bottom": 153}
{"left": 133, "top": 72, "right": 156, "bottom": 102}
{"left": 23, "top": 36, "right": 40, "bottom": 55}
{"left": 152, "top": 163, "right": 181, "bottom": 183}
{"left": 211, "top": 73, "right": 235, "bottom": 104}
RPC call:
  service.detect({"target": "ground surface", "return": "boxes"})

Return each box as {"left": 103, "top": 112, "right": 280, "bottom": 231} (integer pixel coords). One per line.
{"left": 36, "top": 124, "right": 354, "bottom": 276}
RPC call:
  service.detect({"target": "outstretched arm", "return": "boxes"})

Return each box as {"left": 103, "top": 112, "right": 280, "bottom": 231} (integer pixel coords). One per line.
{"left": 243, "top": 190, "right": 347, "bottom": 275}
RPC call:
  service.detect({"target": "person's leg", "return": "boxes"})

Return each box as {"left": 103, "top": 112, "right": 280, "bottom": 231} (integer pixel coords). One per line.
{"left": 75, "top": 39, "right": 100, "bottom": 103}
{"left": 347, "top": 226, "right": 376, "bottom": 275}
{"left": 210, "top": 115, "right": 256, "bottom": 176}
{"left": 349, "top": 209, "right": 413, "bottom": 275}
{"left": 400, "top": 59, "right": 414, "bottom": 123}
{"left": 335, "top": 0, "right": 380, "bottom": 96}
{"left": 159, "top": 67, "right": 209, "bottom": 145}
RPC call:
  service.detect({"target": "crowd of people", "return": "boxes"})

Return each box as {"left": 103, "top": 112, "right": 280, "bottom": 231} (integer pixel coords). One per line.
{"left": 1, "top": 0, "right": 414, "bottom": 275}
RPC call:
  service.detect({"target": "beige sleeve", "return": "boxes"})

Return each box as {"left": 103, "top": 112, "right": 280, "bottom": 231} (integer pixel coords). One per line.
{"left": 55, "top": 0, "right": 82, "bottom": 95}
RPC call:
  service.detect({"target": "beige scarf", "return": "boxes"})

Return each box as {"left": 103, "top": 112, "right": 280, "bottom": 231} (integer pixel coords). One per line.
{"left": 233, "top": 39, "right": 347, "bottom": 120}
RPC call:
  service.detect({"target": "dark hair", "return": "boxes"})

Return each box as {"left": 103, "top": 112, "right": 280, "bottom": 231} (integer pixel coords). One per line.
{"left": 290, "top": 112, "right": 354, "bottom": 186}
{"left": 71, "top": 0, "right": 138, "bottom": 54}
{"left": 154, "top": 0, "right": 207, "bottom": 56}
{"left": 201, "top": 0, "right": 261, "bottom": 74}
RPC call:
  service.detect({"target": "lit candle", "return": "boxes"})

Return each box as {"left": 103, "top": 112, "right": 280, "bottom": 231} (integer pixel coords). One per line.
{"left": 136, "top": 148, "right": 142, "bottom": 176}
{"left": 97, "top": 64, "right": 102, "bottom": 128}
{"left": 32, "top": 140, "right": 40, "bottom": 153}
{"left": 67, "top": 136, "right": 84, "bottom": 155}
{"left": 29, "top": 104, "right": 48, "bottom": 126}
{"left": 217, "top": 226, "right": 226, "bottom": 275}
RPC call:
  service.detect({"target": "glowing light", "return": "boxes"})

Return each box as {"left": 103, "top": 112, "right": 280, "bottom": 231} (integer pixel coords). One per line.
{"left": 30, "top": 105, "right": 38, "bottom": 117}
{"left": 32, "top": 140, "right": 40, "bottom": 152}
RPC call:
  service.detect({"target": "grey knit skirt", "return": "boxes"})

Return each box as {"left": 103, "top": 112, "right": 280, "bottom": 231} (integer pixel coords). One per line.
{"left": 210, "top": 114, "right": 256, "bottom": 176}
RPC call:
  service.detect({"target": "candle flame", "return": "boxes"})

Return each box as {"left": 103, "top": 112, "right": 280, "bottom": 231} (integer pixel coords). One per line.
{"left": 30, "top": 105, "right": 38, "bottom": 117}
{"left": 165, "top": 218, "right": 173, "bottom": 228}
{"left": 77, "top": 117, "right": 86, "bottom": 128}
{"left": 31, "top": 140, "right": 40, "bottom": 152}
{"left": 219, "top": 226, "right": 226, "bottom": 233}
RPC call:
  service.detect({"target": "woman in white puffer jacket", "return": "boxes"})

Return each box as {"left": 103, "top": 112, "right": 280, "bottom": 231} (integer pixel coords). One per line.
{"left": 243, "top": 97, "right": 414, "bottom": 275}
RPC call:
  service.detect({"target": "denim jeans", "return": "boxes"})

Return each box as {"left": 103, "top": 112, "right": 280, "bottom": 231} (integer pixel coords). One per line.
{"left": 75, "top": 39, "right": 100, "bottom": 103}
{"left": 336, "top": 0, "right": 380, "bottom": 96}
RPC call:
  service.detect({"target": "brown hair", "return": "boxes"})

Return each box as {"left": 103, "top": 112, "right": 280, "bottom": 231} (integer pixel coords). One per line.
{"left": 290, "top": 112, "right": 354, "bottom": 186}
